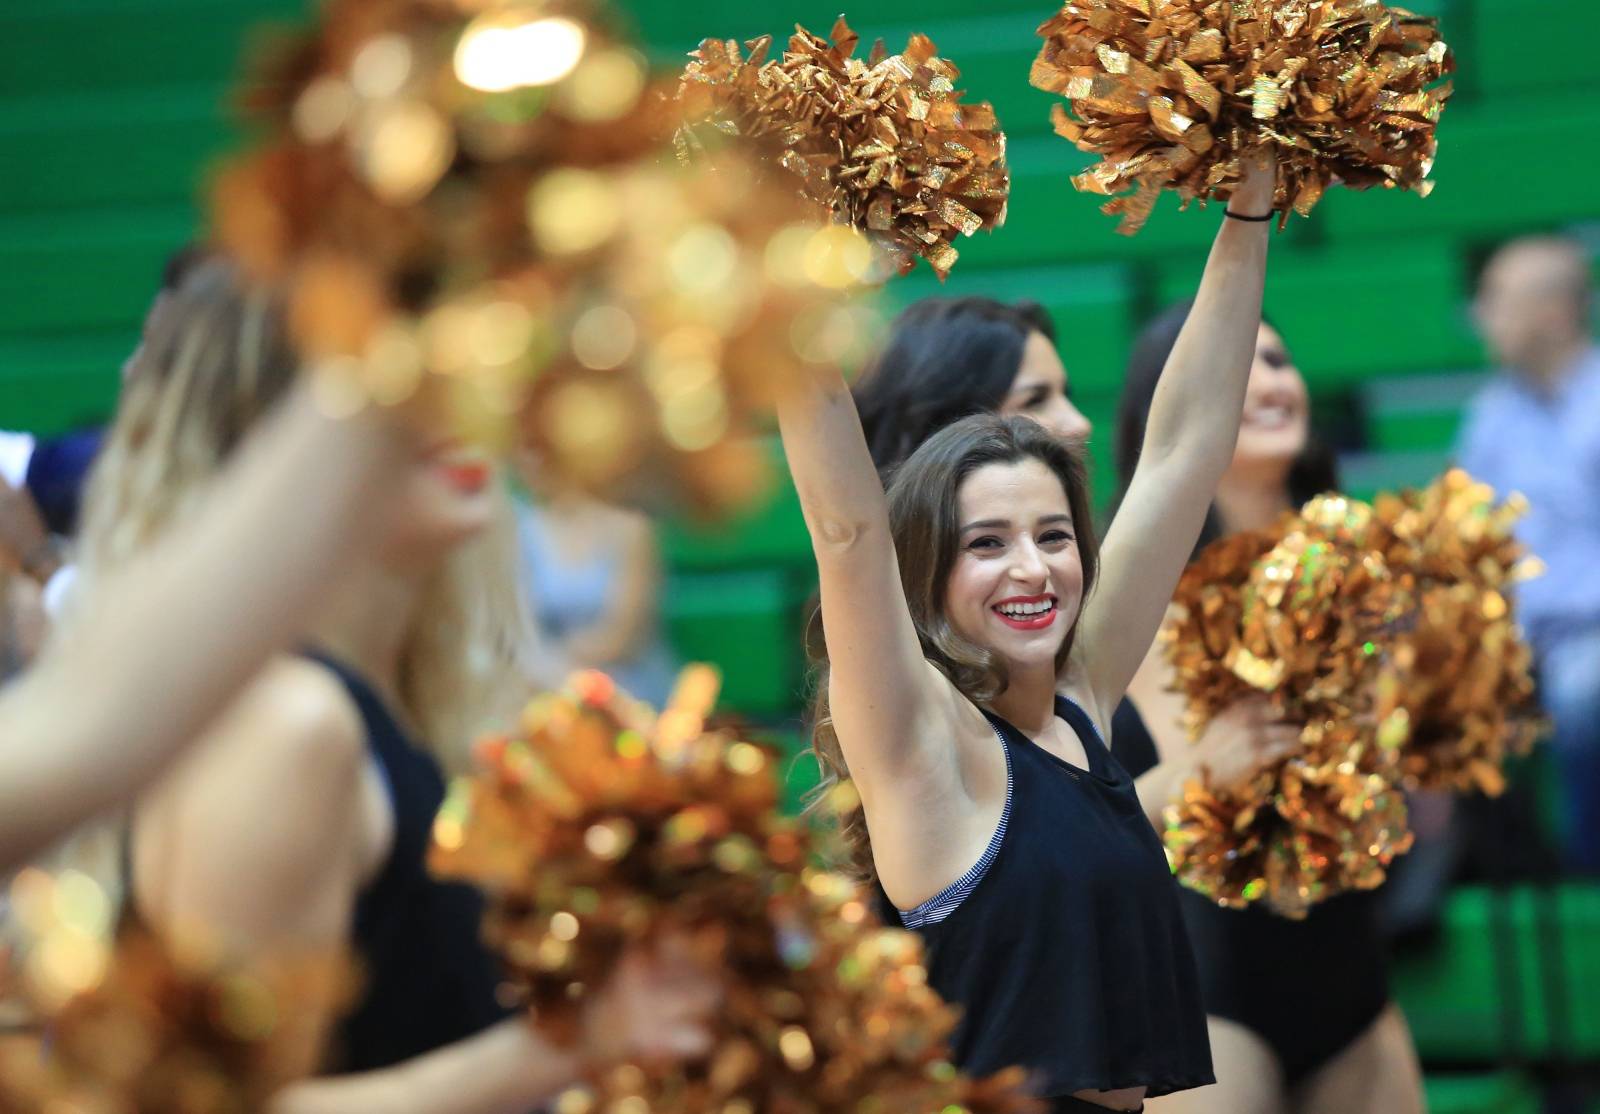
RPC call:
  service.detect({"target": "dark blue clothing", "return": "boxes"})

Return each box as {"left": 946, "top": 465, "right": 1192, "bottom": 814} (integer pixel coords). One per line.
{"left": 305, "top": 652, "right": 513, "bottom": 1072}
{"left": 25, "top": 428, "right": 102, "bottom": 536}
{"left": 893, "top": 695, "right": 1213, "bottom": 1100}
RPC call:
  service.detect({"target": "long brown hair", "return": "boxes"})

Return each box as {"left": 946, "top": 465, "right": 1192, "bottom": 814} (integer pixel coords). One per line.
{"left": 808, "top": 414, "right": 1100, "bottom": 880}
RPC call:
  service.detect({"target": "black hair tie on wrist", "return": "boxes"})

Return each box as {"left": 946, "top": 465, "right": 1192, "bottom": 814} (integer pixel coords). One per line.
{"left": 1224, "top": 209, "right": 1274, "bottom": 222}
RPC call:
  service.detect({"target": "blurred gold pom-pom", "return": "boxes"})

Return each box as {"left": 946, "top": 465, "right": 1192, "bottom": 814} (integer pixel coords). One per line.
{"left": 0, "top": 920, "right": 349, "bottom": 1114}
{"left": 1369, "top": 469, "right": 1543, "bottom": 795}
{"left": 677, "top": 16, "right": 1010, "bottom": 279}
{"left": 1162, "top": 499, "right": 1414, "bottom": 917}
{"left": 1031, "top": 0, "right": 1454, "bottom": 232}
{"left": 429, "top": 668, "right": 1040, "bottom": 1112}
{"left": 213, "top": 0, "right": 878, "bottom": 512}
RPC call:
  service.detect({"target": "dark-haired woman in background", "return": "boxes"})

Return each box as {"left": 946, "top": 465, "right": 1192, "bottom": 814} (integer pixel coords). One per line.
{"left": 852, "top": 297, "right": 1090, "bottom": 469}
{"left": 1115, "top": 302, "right": 1424, "bottom": 1114}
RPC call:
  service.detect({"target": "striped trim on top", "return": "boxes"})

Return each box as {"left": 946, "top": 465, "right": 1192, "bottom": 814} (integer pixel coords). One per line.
{"left": 897, "top": 718, "right": 1013, "bottom": 929}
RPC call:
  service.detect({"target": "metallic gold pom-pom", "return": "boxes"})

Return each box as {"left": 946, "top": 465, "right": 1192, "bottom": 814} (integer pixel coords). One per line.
{"left": 677, "top": 16, "right": 1010, "bottom": 279}
{"left": 429, "top": 669, "right": 1041, "bottom": 1112}
{"left": 212, "top": 0, "right": 876, "bottom": 513}
{"left": 1031, "top": 0, "right": 1453, "bottom": 232}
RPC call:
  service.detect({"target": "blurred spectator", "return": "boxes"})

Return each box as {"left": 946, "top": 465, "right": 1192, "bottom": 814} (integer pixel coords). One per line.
{"left": 0, "top": 458, "right": 79, "bottom": 617}
{"left": 1458, "top": 235, "right": 1600, "bottom": 873}
{"left": 0, "top": 565, "right": 44, "bottom": 683}
{"left": 514, "top": 456, "right": 677, "bottom": 707}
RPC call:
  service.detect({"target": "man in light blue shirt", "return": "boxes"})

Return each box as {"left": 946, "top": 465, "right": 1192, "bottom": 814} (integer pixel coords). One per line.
{"left": 1457, "top": 236, "right": 1600, "bottom": 872}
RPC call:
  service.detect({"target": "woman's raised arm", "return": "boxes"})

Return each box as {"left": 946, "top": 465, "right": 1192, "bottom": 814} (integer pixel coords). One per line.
{"left": 1070, "top": 156, "right": 1275, "bottom": 720}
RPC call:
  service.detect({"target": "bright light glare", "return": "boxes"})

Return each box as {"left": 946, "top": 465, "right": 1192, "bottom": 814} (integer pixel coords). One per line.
{"left": 455, "top": 15, "right": 588, "bottom": 93}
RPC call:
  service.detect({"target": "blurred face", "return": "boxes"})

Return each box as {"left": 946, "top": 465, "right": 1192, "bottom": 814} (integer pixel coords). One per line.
{"left": 376, "top": 440, "right": 498, "bottom": 567}
{"left": 1474, "top": 247, "right": 1587, "bottom": 374}
{"left": 1230, "top": 323, "right": 1309, "bottom": 478}
{"left": 943, "top": 458, "right": 1084, "bottom": 672}
{"left": 998, "top": 331, "right": 1092, "bottom": 443}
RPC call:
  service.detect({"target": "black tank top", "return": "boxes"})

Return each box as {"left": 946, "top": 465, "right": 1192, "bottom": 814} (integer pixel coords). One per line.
{"left": 308, "top": 653, "right": 513, "bottom": 1072}
{"left": 891, "top": 696, "right": 1213, "bottom": 1099}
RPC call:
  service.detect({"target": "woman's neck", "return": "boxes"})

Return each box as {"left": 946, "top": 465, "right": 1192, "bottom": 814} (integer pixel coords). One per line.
{"left": 986, "top": 661, "right": 1060, "bottom": 735}
{"left": 1214, "top": 470, "right": 1293, "bottom": 535}
{"left": 306, "top": 558, "right": 425, "bottom": 706}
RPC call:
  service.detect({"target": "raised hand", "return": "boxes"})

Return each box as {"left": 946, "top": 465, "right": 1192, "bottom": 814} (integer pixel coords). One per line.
{"left": 580, "top": 934, "right": 722, "bottom": 1066}
{"left": 1229, "top": 148, "right": 1279, "bottom": 219}
{"left": 1183, "top": 695, "right": 1302, "bottom": 793}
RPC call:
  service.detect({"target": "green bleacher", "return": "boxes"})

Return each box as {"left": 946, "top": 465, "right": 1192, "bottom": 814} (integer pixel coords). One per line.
{"left": 4, "top": 1, "right": 1599, "bottom": 1102}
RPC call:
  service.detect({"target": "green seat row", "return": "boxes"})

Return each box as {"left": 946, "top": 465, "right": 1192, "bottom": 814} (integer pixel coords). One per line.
{"left": 0, "top": 205, "right": 196, "bottom": 339}
{"left": 659, "top": 438, "right": 811, "bottom": 572}
{"left": 1360, "top": 370, "right": 1486, "bottom": 453}
{"left": 1393, "top": 883, "right": 1600, "bottom": 1063}
{"left": 0, "top": 0, "right": 307, "bottom": 98}
{"left": 1337, "top": 448, "right": 1455, "bottom": 501}
{"left": 1462, "top": 0, "right": 1600, "bottom": 99}
{"left": 6, "top": 0, "right": 1588, "bottom": 108}
{"left": 0, "top": 88, "right": 231, "bottom": 213}
{"left": 1157, "top": 239, "right": 1482, "bottom": 386}
{"left": 0, "top": 333, "right": 132, "bottom": 436}
{"left": 662, "top": 565, "right": 815, "bottom": 718}
{"left": 1316, "top": 99, "right": 1600, "bottom": 242}
{"left": 1424, "top": 1072, "right": 1542, "bottom": 1114}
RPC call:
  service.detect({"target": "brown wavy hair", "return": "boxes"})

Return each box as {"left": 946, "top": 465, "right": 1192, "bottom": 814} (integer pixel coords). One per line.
{"left": 806, "top": 413, "right": 1099, "bottom": 882}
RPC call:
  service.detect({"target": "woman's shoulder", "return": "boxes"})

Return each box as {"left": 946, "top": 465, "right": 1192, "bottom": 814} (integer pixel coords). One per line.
{"left": 1055, "top": 651, "right": 1113, "bottom": 741}
{"left": 170, "top": 657, "right": 368, "bottom": 795}
{"left": 240, "top": 657, "right": 366, "bottom": 759}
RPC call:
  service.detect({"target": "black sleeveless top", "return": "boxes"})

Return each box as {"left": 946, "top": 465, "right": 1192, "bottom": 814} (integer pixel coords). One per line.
{"left": 308, "top": 653, "right": 514, "bottom": 1072}
{"left": 1110, "top": 700, "right": 1389, "bottom": 1083}
{"left": 891, "top": 696, "right": 1213, "bottom": 1099}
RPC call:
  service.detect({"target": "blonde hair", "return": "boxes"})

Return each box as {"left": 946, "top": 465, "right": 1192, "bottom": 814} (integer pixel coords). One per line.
{"left": 0, "top": 259, "right": 537, "bottom": 996}
{"left": 75, "top": 255, "right": 534, "bottom": 761}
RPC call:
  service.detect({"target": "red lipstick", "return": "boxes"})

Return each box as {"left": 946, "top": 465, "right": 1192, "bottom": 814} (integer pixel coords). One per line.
{"left": 992, "top": 594, "right": 1058, "bottom": 631}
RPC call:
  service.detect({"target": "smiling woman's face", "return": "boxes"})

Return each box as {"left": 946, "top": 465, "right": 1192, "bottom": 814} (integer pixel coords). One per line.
{"left": 1230, "top": 323, "right": 1310, "bottom": 478}
{"left": 942, "top": 457, "right": 1084, "bottom": 671}
{"left": 996, "top": 331, "right": 1092, "bottom": 443}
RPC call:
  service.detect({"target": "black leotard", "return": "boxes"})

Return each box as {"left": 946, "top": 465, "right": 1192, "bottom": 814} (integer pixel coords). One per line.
{"left": 1111, "top": 699, "right": 1389, "bottom": 1085}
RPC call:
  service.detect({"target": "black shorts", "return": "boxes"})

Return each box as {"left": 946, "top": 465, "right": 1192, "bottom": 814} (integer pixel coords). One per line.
{"left": 1181, "top": 887, "right": 1390, "bottom": 1085}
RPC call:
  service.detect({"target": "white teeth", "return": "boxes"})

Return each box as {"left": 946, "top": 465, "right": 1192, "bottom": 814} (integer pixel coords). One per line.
{"left": 1246, "top": 405, "right": 1292, "bottom": 427}
{"left": 998, "top": 600, "right": 1054, "bottom": 617}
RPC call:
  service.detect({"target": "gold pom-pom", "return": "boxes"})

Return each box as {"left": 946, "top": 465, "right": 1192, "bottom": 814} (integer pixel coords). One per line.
{"left": 430, "top": 668, "right": 1040, "bottom": 1112}
{"left": 0, "top": 922, "right": 349, "bottom": 1114}
{"left": 1162, "top": 499, "right": 1415, "bottom": 917}
{"left": 1163, "top": 715, "right": 1414, "bottom": 919}
{"left": 1368, "top": 469, "right": 1543, "bottom": 795}
{"left": 213, "top": 1, "right": 874, "bottom": 512}
{"left": 677, "top": 16, "right": 1010, "bottom": 279}
{"left": 1030, "top": 0, "right": 1454, "bottom": 232}
{"left": 1162, "top": 478, "right": 1543, "bottom": 915}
